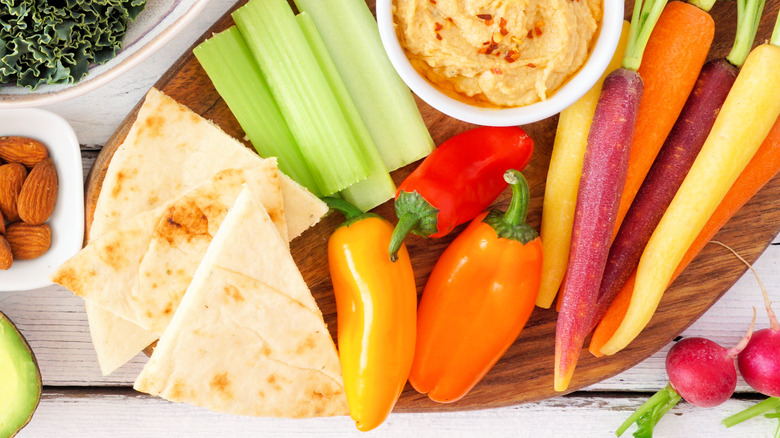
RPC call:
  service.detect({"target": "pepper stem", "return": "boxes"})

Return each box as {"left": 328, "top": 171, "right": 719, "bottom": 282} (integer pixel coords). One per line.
{"left": 503, "top": 169, "right": 530, "bottom": 227}
{"left": 389, "top": 214, "right": 419, "bottom": 262}
{"left": 322, "top": 196, "right": 364, "bottom": 220}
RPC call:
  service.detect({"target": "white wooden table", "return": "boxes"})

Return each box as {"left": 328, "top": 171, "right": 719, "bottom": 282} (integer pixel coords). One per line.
{"left": 3, "top": 0, "right": 779, "bottom": 436}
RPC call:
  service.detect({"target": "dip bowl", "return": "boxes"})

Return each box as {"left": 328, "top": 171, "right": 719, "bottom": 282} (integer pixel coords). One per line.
{"left": 377, "top": 0, "right": 624, "bottom": 126}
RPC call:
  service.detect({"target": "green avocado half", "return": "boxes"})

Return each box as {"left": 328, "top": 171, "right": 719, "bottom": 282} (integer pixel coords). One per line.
{"left": 0, "top": 311, "right": 42, "bottom": 438}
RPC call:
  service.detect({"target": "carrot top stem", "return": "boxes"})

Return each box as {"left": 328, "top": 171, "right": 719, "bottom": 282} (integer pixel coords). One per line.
{"left": 726, "top": 0, "right": 767, "bottom": 67}
{"left": 773, "top": 8, "right": 780, "bottom": 46}
{"left": 688, "top": 0, "right": 716, "bottom": 12}
{"left": 623, "top": 0, "right": 671, "bottom": 70}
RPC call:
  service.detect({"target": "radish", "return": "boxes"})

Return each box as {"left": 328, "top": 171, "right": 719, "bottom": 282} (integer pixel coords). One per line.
{"left": 709, "top": 241, "right": 780, "bottom": 397}
{"left": 737, "top": 262, "right": 780, "bottom": 397}
{"left": 716, "top": 242, "right": 780, "bottom": 430}
{"left": 617, "top": 315, "right": 754, "bottom": 436}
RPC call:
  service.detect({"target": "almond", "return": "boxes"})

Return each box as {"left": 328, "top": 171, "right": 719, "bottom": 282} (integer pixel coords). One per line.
{"left": 0, "top": 210, "right": 5, "bottom": 235}
{"left": 0, "top": 163, "right": 28, "bottom": 222}
{"left": 0, "top": 136, "right": 49, "bottom": 167}
{"left": 0, "top": 236, "right": 11, "bottom": 269}
{"left": 17, "top": 158, "right": 58, "bottom": 225}
{"left": 5, "top": 222, "right": 51, "bottom": 260}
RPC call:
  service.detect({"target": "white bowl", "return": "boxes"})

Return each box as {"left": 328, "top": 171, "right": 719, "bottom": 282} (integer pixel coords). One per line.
{"left": 376, "top": 0, "right": 624, "bottom": 126}
{"left": 0, "top": 0, "right": 210, "bottom": 108}
{"left": 0, "top": 109, "right": 84, "bottom": 291}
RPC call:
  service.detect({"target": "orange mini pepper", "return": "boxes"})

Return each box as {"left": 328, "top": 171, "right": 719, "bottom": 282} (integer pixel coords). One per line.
{"left": 409, "top": 170, "right": 543, "bottom": 403}
{"left": 325, "top": 198, "right": 417, "bottom": 431}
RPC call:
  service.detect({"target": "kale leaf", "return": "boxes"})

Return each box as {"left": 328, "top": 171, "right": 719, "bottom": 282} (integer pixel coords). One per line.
{"left": 0, "top": 0, "right": 146, "bottom": 90}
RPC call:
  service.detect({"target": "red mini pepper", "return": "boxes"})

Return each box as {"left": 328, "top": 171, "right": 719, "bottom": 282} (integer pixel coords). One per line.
{"left": 388, "top": 126, "right": 534, "bottom": 260}
{"left": 409, "top": 170, "right": 543, "bottom": 402}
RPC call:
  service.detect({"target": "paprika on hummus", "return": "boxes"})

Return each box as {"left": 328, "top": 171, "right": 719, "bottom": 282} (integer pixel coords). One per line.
{"left": 393, "top": 0, "right": 602, "bottom": 107}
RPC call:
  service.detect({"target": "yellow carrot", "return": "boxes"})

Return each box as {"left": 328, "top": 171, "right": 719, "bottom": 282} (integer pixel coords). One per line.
{"left": 536, "top": 22, "right": 630, "bottom": 309}
{"left": 600, "top": 42, "right": 780, "bottom": 355}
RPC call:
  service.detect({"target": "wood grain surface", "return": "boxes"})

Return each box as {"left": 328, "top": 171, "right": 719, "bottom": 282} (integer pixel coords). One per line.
{"left": 84, "top": 0, "right": 780, "bottom": 412}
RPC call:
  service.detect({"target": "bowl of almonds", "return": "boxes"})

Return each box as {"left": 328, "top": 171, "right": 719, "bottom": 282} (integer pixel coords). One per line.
{"left": 0, "top": 109, "right": 84, "bottom": 291}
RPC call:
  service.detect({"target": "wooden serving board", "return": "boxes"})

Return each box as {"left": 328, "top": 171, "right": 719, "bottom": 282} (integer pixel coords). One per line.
{"left": 86, "top": 0, "right": 780, "bottom": 411}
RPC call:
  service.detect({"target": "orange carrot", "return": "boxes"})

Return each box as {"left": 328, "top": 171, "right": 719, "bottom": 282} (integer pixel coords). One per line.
{"left": 590, "top": 114, "right": 780, "bottom": 356}
{"left": 589, "top": 272, "right": 636, "bottom": 357}
{"left": 612, "top": 1, "right": 715, "bottom": 236}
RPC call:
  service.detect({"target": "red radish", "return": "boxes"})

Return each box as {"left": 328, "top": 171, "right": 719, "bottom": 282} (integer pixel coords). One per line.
{"left": 667, "top": 335, "right": 749, "bottom": 408}
{"left": 739, "top": 326, "right": 780, "bottom": 397}
{"left": 713, "top": 241, "right": 780, "bottom": 397}
{"left": 737, "top": 264, "right": 780, "bottom": 396}
{"left": 617, "top": 314, "right": 755, "bottom": 436}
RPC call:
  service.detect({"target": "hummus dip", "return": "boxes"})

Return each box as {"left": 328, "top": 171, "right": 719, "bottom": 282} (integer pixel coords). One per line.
{"left": 393, "top": 0, "right": 602, "bottom": 107}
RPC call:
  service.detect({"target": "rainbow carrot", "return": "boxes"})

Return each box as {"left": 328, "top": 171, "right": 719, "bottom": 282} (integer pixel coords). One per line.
{"left": 601, "top": 15, "right": 780, "bottom": 355}
{"left": 612, "top": 1, "right": 715, "bottom": 235}
{"left": 590, "top": 114, "right": 780, "bottom": 357}
{"left": 592, "top": 0, "right": 765, "bottom": 330}
{"left": 554, "top": 0, "right": 668, "bottom": 392}
{"left": 536, "top": 23, "right": 630, "bottom": 309}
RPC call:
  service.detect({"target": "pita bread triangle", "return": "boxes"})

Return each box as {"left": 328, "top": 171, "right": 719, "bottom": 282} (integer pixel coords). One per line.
{"left": 53, "top": 165, "right": 287, "bottom": 336}
{"left": 84, "top": 88, "right": 327, "bottom": 374}
{"left": 134, "top": 187, "right": 347, "bottom": 418}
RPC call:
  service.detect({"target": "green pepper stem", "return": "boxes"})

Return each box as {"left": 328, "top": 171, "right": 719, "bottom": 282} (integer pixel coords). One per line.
{"left": 727, "top": 0, "right": 766, "bottom": 68}
{"left": 723, "top": 397, "right": 780, "bottom": 428}
{"left": 622, "top": 0, "right": 671, "bottom": 70}
{"left": 772, "top": 8, "right": 780, "bottom": 46}
{"left": 616, "top": 383, "right": 681, "bottom": 436}
{"left": 503, "top": 169, "right": 530, "bottom": 227}
{"left": 322, "top": 196, "right": 364, "bottom": 220}
{"left": 389, "top": 214, "right": 419, "bottom": 262}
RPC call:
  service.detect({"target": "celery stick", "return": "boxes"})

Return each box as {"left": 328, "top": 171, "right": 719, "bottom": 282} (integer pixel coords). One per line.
{"left": 296, "top": 12, "right": 395, "bottom": 211}
{"left": 293, "top": 0, "right": 434, "bottom": 171}
{"left": 193, "top": 27, "right": 321, "bottom": 196}
{"left": 233, "top": 0, "right": 369, "bottom": 196}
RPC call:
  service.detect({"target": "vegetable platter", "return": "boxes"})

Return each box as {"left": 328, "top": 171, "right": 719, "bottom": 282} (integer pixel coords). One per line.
{"left": 84, "top": 0, "right": 780, "bottom": 411}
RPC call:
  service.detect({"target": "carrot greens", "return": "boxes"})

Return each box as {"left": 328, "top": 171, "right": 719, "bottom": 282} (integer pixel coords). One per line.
{"left": 623, "top": 0, "right": 673, "bottom": 71}
{"left": 727, "top": 0, "right": 767, "bottom": 67}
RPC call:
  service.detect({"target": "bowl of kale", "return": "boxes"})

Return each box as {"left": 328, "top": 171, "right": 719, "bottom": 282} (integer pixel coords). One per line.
{"left": 0, "top": 0, "right": 210, "bottom": 107}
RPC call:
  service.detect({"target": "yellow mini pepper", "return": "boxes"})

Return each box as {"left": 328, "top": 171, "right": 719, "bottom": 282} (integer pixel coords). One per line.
{"left": 325, "top": 198, "right": 417, "bottom": 432}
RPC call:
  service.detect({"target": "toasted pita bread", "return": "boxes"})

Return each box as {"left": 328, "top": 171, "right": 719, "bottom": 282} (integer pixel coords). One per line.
{"left": 85, "top": 301, "right": 159, "bottom": 375}
{"left": 134, "top": 188, "right": 347, "bottom": 418}
{"left": 54, "top": 166, "right": 286, "bottom": 336}
{"left": 85, "top": 88, "right": 327, "bottom": 374}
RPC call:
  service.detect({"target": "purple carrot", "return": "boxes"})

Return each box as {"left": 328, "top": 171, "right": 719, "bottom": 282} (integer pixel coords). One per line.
{"left": 590, "top": 59, "right": 738, "bottom": 329}
{"left": 554, "top": 68, "right": 643, "bottom": 392}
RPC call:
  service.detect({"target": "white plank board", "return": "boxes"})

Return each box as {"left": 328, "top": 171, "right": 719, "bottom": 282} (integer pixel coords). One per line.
{"left": 16, "top": 390, "right": 780, "bottom": 438}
